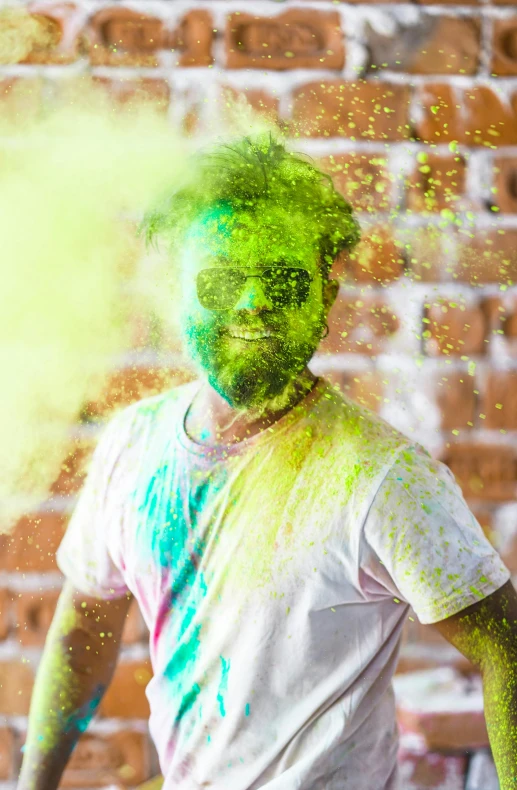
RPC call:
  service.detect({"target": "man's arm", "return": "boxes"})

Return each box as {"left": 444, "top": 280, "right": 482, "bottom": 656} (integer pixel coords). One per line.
{"left": 433, "top": 579, "right": 517, "bottom": 790}
{"left": 18, "top": 580, "right": 132, "bottom": 790}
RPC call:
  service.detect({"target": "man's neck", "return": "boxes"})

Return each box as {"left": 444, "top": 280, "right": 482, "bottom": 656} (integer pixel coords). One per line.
{"left": 185, "top": 368, "right": 318, "bottom": 447}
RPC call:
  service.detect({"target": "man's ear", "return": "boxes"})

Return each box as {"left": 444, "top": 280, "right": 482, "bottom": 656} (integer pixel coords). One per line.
{"left": 322, "top": 278, "right": 339, "bottom": 313}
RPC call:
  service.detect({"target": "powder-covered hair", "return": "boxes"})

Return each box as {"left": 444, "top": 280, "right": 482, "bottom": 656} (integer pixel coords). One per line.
{"left": 138, "top": 133, "right": 361, "bottom": 277}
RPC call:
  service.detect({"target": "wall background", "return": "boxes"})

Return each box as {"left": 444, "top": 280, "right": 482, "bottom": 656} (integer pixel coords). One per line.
{"left": 0, "top": 0, "right": 516, "bottom": 787}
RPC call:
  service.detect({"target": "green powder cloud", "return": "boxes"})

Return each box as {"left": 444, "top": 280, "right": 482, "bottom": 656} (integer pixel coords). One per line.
{"left": 0, "top": 78, "right": 191, "bottom": 531}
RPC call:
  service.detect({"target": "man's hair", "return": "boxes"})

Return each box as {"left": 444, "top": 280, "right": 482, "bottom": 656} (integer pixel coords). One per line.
{"left": 139, "top": 133, "right": 360, "bottom": 277}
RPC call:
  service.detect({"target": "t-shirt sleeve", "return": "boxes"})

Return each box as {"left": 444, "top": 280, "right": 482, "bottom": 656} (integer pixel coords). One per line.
{"left": 56, "top": 412, "right": 132, "bottom": 600}
{"left": 361, "top": 444, "right": 511, "bottom": 624}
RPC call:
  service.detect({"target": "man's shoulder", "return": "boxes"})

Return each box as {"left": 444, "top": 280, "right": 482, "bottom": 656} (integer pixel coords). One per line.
{"left": 301, "top": 379, "right": 416, "bottom": 505}
{"left": 315, "top": 378, "right": 409, "bottom": 457}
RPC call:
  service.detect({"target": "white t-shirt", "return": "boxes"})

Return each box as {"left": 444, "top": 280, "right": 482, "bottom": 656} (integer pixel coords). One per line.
{"left": 56, "top": 378, "right": 510, "bottom": 790}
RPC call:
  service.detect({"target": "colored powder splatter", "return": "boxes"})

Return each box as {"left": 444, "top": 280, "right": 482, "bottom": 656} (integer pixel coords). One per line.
{"left": 217, "top": 656, "right": 231, "bottom": 718}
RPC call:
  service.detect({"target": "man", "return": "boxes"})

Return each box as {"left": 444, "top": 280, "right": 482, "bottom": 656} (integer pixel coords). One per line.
{"left": 18, "top": 135, "right": 517, "bottom": 790}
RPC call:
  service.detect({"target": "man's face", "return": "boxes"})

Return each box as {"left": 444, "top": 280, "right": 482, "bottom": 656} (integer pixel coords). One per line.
{"left": 178, "top": 205, "right": 336, "bottom": 409}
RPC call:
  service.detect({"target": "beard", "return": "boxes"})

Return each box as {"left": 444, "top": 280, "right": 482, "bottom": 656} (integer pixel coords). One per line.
{"left": 183, "top": 313, "right": 322, "bottom": 410}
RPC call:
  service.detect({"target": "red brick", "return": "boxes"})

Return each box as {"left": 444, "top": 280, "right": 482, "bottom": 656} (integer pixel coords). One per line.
{"left": 492, "top": 18, "right": 517, "bottom": 77}
{"left": 61, "top": 730, "right": 150, "bottom": 788}
{"left": 137, "top": 778, "right": 163, "bottom": 790}
{"left": 100, "top": 660, "right": 152, "bottom": 719}
{"left": 396, "top": 670, "right": 488, "bottom": 750}
{"left": 122, "top": 599, "right": 148, "bottom": 646}
{"left": 398, "top": 705, "right": 488, "bottom": 750}
{"left": 181, "top": 103, "right": 201, "bottom": 137}
{"left": 419, "top": 0, "right": 479, "bottom": 4}
{"left": 500, "top": 530, "right": 517, "bottom": 574}
{"left": 456, "top": 230, "right": 517, "bottom": 286}
{"left": 406, "top": 155, "right": 466, "bottom": 213}
{"left": 414, "top": 83, "right": 517, "bottom": 146}
{"left": 399, "top": 749, "right": 467, "bottom": 789}
{"left": 169, "top": 9, "right": 213, "bottom": 67}
{"left": 481, "top": 295, "right": 514, "bottom": 353}
{"left": 434, "top": 372, "right": 476, "bottom": 431}
{"left": 305, "top": 0, "right": 479, "bottom": 4}
{"left": 0, "top": 589, "right": 11, "bottom": 641}
{"left": 13, "top": 590, "right": 60, "bottom": 648}
{"left": 88, "top": 7, "right": 165, "bottom": 67}
{"left": 464, "top": 86, "right": 517, "bottom": 146}
{"left": 321, "top": 295, "right": 399, "bottom": 356}
{"left": 367, "top": 16, "right": 480, "bottom": 75}
{"left": 323, "top": 370, "right": 385, "bottom": 412}
{"left": 0, "top": 512, "right": 67, "bottom": 573}
{"left": 81, "top": 366, "right": 194, "bottom": 422}
{"left": 0, "top": 77, "right": 44, "bottom": 124}
{"left": 481, "top": 295, "right": 508, "bottom": 334}
{"left": 226, "top": 9, "right": 344, "bottom": 70}
{"left": 234, "top": 88, "right": 279, "bottom": 118}
{"left": 403, "top": 615, "right": 454, "bottom": 649}
{"left": 413, "top": 83, "right": 461, "bottom": 143}
{"left": 319, "top": 152, "right": 393, "bottom": 213}
{"left": 344, "top": 225, "right": 405, "bottom": 284}
{"left": 292, "top": 81, "right": 410, "bottom": 141}
{"left": 472, "top": 507, "right": 495, "bottom": 542}
{"left": 395, "top": 651, "right": 473, "bottom": 675}
{"left": 0, "top": 728, "right": 14, "bottom": 780}
{"left": 0, "top": 661, "right": 34, "bottom": 716}
{"left": 504, "top": 304, "right": 517, "bottom": 339}
{"left": 494, "top": 157, "right": 517, "bottom": 213}
{"left": 481, "top": 371, "right": 517, "bottom": 430}
{"left": 404, "top": 227, "right": 450, "bottom": 282}
{"left": 218, "top": 85, "right": 281, "bottom": 129}
{"left": 424, "top": 301, "right": 486, "bottom": 356}
{"left": 50, "top": 439, "right": 95, "bottom": 496}
{"left": 441, "top": 443, "right": 517, "bottom": 501}
{"left": 0, "top": 7, "right": 51, "bottom": 64}
{"left": 22, "top": 3, "right": 83, "bottom": 64}
{"left": 91, "top": 77, "right": 170, "bottom": 114}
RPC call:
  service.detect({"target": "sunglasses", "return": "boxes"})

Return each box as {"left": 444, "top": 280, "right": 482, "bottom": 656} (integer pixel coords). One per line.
{"left": 196, "top": 266, "right": 313, "bottom": 311}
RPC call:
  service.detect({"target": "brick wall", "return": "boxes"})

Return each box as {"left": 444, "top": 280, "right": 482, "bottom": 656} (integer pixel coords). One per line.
{"left": 1, "top": 0, "right": 517, "bottom": 787}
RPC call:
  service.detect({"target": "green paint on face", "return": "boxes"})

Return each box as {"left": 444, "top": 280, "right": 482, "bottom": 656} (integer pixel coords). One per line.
{"left": 180, "top": 205, "right": 328, "bottom": 409}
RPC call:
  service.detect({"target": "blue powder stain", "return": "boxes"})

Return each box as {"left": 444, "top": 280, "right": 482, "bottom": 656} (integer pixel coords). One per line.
{"left": 61, "top": 683, "right": 105, "bottom": 735}
{"left": 135, "top": 460, "right": 211, "bottom": 724}
{"left": 134, "top": 433, "right": 230, "bottom": 729}
{"left": 245, "top": 703, "right": 250, "bottom": 717}
{"left": 217, "top": 655, "right": 231, "bottom": 718}
{"left": 176, "top": 682, "right": 202, "bottom": 722}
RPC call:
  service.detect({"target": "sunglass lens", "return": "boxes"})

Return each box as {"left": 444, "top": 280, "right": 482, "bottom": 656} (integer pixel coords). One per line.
{"left": 196, "top": 269, "right": 245, "bottom": 310}
{"left": 265, "top": 268, "right": 311, "bottom": 308}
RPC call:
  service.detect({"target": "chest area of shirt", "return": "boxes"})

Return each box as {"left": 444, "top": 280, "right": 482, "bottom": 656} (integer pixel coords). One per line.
{"left": 125, "top": 447, "right": 365, "bottom": 608}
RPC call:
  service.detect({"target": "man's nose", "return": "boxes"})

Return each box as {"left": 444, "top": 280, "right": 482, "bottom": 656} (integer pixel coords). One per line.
{"left": 233, "top": 276, "right": 272, "bottom": 313}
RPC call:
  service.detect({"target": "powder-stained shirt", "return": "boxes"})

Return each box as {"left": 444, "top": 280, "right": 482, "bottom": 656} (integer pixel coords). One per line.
{"left": 56, "top": 378, "right": 510, "bottom": 790}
